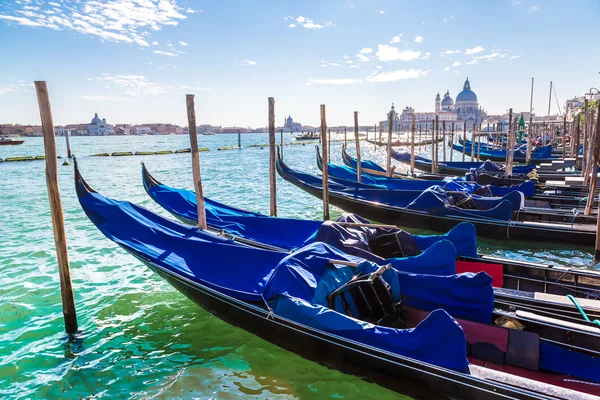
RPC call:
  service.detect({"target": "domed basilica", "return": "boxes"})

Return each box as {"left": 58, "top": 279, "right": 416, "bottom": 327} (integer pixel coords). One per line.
{"left": 383, "top": 78, "right": 487, "bottom": 132}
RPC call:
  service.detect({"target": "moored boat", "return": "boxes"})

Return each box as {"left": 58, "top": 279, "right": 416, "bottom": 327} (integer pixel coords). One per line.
{"left": 0, "top": 136, "right": 24, "bottom": 145}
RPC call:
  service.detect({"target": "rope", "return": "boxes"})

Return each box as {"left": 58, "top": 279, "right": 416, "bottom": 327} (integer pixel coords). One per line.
{"left": 571, "top": 208, "right": 580, "bottom": 224}
{"left": 261, "top": 294, "right": 275, "bottom": 320}
{"left": 566, "top": 294, "right": 600, "bottom": 328}
{"left": 560, "top": 379, "right": 600, "bottom": 387}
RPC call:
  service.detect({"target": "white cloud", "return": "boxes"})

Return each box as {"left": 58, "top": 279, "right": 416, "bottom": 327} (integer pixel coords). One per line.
{"left": 359, "top": 48, "right": 373, "bottom": 54}
{"left": 349, "top": 65, "right": 359, "bottom": 69}
{"left": 442, "top": 50, "right": 461, "bottom": 55}
{"left": 0, "top": 0, "right": 187, "bottom": 47}
{"left": 375, "top": 65, "right": 383, "bottom": 69}
{"left": 414, "top": 35, "right": 424, "bottom": 43}
{"left": 443, "top": 67, "right": 450, "bottom": 71}
{"left": 511, "top": 0, "right": 521, "bottom": 5}
{"left": 366, "top": 68, "right": 429, "bottom": 82}
{"left": 154, "top": 50, "right": 178, "bottom": 57}
{"left": 356, "top": 54, "right": 370, "bottom": 62}
{"left": 475, "top": 52, "right": 500, "bottom": 61}
{"left": 179, "top": 41, "right": 189, "bottom": 46}
{"left": 343, "top": 55, "right": 350, "bottom": 60}
{"left": 325, "top": 21, "right": 335, "bottom": 27}
{"left": 303, "top": 20, "right": 323, "bottom": 29}
{"left": 389, "top": 34, "right": 402, "bottom": 44}
{"left": 376, "top": 45, "right": 420, "bottom": 62}
{"left": 509, "top": 55, "right": 520, "bottom": 59}
{"left": 307, "top": 78, "right": 362, "bottom": 85}
{"left": 452, "top": 61, "right": 461, "bottom": 67}
{"left": 421, "top": 52, "right": 431, "bottom": 60}
{"left": 152, "top": 41, "right": 159, "bottom": 45}
{"left": 465, "top": 46, "right": 484, "bottom": 55}
{"left": 528, "top": 5, "right": 539, "bottom": 12}
{"left": 186, "top": 8, "right": 196, "bottom": 14}
{"left": 379, "top": 10, "right": 385, "bottom": 14}
{"left": 296, "top": 16, "right": 306, "bottom": 23}
{"left": 0, "top": 81, "right": 30, "bottom": 95}
{"left": 466, "top": 59, "right": 477, "bottom": 65}
{"left": 87, "top": 74, "right": 166, "bottom": 96}
{"left": 48, "top": 2, "right": 61, "bottom": 7}
{"left": 499, "top": 54, "right": 508, "bottom": 58}
{"left": 321, "top": 62, "right": 342, "bottom": 67}
{"left": 242, "top": 60, "right": 257, "bottom": 65}
{"left": 289, "top": 23, "right": 296, "bottom": 28}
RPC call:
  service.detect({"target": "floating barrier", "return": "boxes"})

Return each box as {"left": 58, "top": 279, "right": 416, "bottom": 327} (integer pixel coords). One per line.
{"left": 111, "top": 151, "right": 134, "bottom": 157}
{"left": 135, "top": 151, "right": 157, "bottom": 156}
{"left": 217, "top": 145, "right": 240, "bottom": 151}
{"left": 90, "top": 153, "right": 110, "bottom": 157}
{"left": 0, "top": 158, "right": 3, "bottom": 162}
{"left": 5, "top": 156, "right": 36, "bottom": 162}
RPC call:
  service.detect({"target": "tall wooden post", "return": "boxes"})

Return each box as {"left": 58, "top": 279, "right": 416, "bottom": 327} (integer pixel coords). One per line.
{"left": 570, "top": 118, "right": 578, "bottom": 159}
{"left": 562, "top": 115, "right": 567, "bottom": 161}
{"left": 584, "top": 109, "right": 600, "bottom": 216}
{"left": 185, "top": 94, "right": 208, "bottom": 230}
{"left": 387, "top": 111, "right": 393, "bottom": 177}
{"left": 344, "top": 127, "right": 347, "bottom": 148}
{"left": 470, "top": 123, "right": 476, "bottom": 161}
{"left": 238, "top": 129, "right": 241, "bottom": 148}
{"left": 34, "top": 81, "right": 78, "bottom": 335}
{"left": 65, "top": 129, "right": 72, "bottom": 158}
{"left": 280, "top": 129, "right": 284, "bottom": 160}
{"left": 585, "top": 110, "right": 597, "bottom": 186}
{"left": 268, "top": 98, "right": 277, "bottom": 216}
{"left": 505, "top": 108, "right": 514, "bottom": 176}
{"left": 354, "top": 111, "right": 362, "bottom": 183}
{"left": 435, "top": 116, "right": 439, "bottom": 168}
{"left": 430, "top": 120, "right": 435, "bottom": 173}
{"left": 450, "top": 122, "right": 454, "bottom": 161}
{"left": 477, "top": 124, "right": 482, "bottom": 162}
{"left": 581, "top": 100, "right": 589, "bottom": 173}
{"left": 547, "top": 81, "right": 553, "bottom": 144}
{"left": 462, "top": 121, "right": 467, "bottom": 161}
{"left": 410, "top": 114, "right": 416, "bottom": 174}
{"left": 321, "top": 105, "right": 330, "bottom": 220}
{"left": 526, "top": 115, "right": 533, "bottom": 165}
{"left": 442, "top": 120, "right": 446, "bottom": 162}
{"left": 328, "top": 128, "right": 331, "bottom": 161}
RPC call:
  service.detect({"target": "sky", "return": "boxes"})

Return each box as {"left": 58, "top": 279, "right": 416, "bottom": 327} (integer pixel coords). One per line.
{"left": 1, "top": 0, "right": 599, "bottom": 127}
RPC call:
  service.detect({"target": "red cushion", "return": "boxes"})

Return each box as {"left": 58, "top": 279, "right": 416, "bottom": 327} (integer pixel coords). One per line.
{"left": 456, "top": 260, "right": 504, "bottom": 288}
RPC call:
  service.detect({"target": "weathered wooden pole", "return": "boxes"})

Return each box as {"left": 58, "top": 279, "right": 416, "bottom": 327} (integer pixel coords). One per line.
{"left": 185, "top": 94, "right": 208, "bottom": 229}
{"left": 435, "top": 116, "right": 440, "bottom": 168}
{"left": 65, "top": 129, "right": 72, "bottom": 158}
{"left": 268, "top": 97, "right": 277, "bottom": 216}
{"left": 430, "top": 119, "right": 435, "bottom": 173}
{"left": 321, "top": 105, "right": 330, "bottom": 220}
{"left": 584, "top": 109, "right": 600, "bottom": 216}
{"left": 450, "top": 122, "right": 454, "bottom": 161}
{"left": 505, "top": 108, "right": 514, "bottom": 176}
{"left": 410, "top": 114, "right": 416, "bottom": 174}
{"left": 477, "top": 123, "right": 482, "bottom": 162}
{"left": 562, "top": 115, "right": 567, "bottom": 161}
{"left": 238, "top": 129, "right": 241, "bottom": 148}
{"left": 581, "top": 99, "right": 590, "bottom": 174}
{"left": 442, "top": 120, "right": 446, "bottom": 161}
{"left": 470, "top": 123, "right": 476, "bottom": 161}
{"left": 34, "top": 81, "right": 78, "bottom": 335}
{"left": 328, "top": 128, "right": 331, "bottom": 161}
{"left": 570, "top": 117, "right": 578, "bottom": 159}
{"left": 419, "top": 126, "right": 422, "bottom": 150}
{"left": 585, "top": 110, "right": 597, "bottom": 186}
{"left": 354, "top": 111, "right": 362, "bottom": 183}
{"left": 526, "top": 115, "right": 533, "bottom": 165}
{"left": 547, "top": 81, "right": 553, "bottom": 144}
{"left": 387, "top": 111, "right": 393, "bottom": 177}
{"left": 462, "top": 121, "right": 467, "bottom": 161}
{"left": 280, "top": 128, "right": 284, "bottom": 160}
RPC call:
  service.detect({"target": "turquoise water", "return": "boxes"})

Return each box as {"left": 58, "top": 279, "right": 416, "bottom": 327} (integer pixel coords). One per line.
{"left": 0, "top": 134, "right": 596, "bottom": 399}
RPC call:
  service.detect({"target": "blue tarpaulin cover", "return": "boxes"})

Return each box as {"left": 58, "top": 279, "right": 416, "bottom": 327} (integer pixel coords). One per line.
{"left": 78, "top": 175, "right": 480, "bottom": 372}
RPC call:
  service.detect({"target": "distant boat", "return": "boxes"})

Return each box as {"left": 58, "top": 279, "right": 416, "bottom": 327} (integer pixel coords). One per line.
{"left": 0, "top": 137, "right": 24, "bottom": 145}
{"left": 294, "top": 132, "right": 319, "bottom": 141}
{"left": 203, "top": 132, "right": 216, "bottom": 136}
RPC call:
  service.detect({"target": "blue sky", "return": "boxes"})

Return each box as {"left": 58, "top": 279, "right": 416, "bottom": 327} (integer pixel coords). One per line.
{"left": 1, "top": 0, "right": 599, "bottom": 127}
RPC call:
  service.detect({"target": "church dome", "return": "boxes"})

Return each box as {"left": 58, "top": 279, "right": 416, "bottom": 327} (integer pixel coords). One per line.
{"left": 456, "top": 78, "right": 477, "bottom": 103}
{"left": 286, "top": 115, "right": 293, "bottom": 124}
{"left": 441, "top": 91, "right": 454, "bottom": 106}
{"left": 91, "top": 112, "right": 101, "bottom": 124}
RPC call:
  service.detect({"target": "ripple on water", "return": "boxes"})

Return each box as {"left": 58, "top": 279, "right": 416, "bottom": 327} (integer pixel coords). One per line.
{"left": 0, "top": 135, "right": 592, "bottom": 399}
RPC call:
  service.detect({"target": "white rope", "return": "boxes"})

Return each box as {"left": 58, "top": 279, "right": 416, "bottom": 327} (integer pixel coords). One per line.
{"left": 261, "top": 294, "right": 275, "bottom": 320}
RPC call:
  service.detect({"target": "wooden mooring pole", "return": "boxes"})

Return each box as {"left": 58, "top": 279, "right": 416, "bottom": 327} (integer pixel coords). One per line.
{"left": 186, "top": 94, "right": 208, "bottom": 229}
{"left": 505, "top": 108, "right": 514, "bottom": 176}
{"left": 462, "top": 121, "right": 467, "bottom": 161}
{"left": 344, "top": 127, "right": 347, "bottom": 148}
{"left": 34, "top": 81, "right": 78, "bottom": 335}
{"left": 430, "top": 120, "right": 435, "bottom": 173}
{"left": 584, "top": 109, "right": 600, "bottom": 216}
{"left": 65, "top": 129, "right": 72, "bottom": 159}
{"left": 410, "top": 114, "right": 416, "bottom": 174}
{"left": 470, "top": 123, "right": 476, "bottom": 161}
{"left": 387, "top": 111, "right": 393, "bottom": 177}
{"left": 280, "top": 129, "right": 284, "bottom": 160}
{"left": 354, "top": 111, "right": 362, "bottom": 183}
{"left": 562, "top": 115, "right": 567, "bottom": 161}
{"left": 450, "top": 122, "right": 454, "bottom": 162}
{"left": 442, "top": 120, "right": 446, "bottom": 162}
{"left": 526, "top": 115, "right": 533, "bottom": 165}
{"left": 238, "top": 129, "right": 241, "bottom": 148}
{"left": 321, "top": 105, "right": 330, "bottom": 220}
{"left": 435, "top": 116, "right": 439, "bottom": 168}
{"left": 268, "top": 97, "right": 277, "bottom": 216}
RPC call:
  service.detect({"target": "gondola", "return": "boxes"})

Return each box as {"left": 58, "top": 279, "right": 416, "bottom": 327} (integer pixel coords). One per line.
{"left": 141, "top": 162, "right": 600, "bottom": 303}
{"left": 75, "top": 160, "right": 600, "bottom": 399}
{"left": 451, "top": 142, "right": 557, "bottom": 163}
{"left": 319, "top": 147, "right": 536, "bottom": 197}
{"left": 277, "top": 150, "right": 596, "bottom": 245}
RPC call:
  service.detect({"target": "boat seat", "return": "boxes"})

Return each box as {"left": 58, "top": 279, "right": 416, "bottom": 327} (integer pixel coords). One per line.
{"left": 327, "top": 264, "right": 407, "bottom": 328}
{"left": 368, "top": 230, "right": 421, "bottom": 259}
{"left": 456, "top": 261, "right": 504, "bottom": 288}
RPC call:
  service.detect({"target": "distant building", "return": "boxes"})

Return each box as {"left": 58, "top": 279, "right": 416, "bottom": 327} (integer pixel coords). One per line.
{"left": 282, "top": 115, "right": 302, "bottom": 132}
{"left": 54, "top": 127, "right": 69, "bottom": 136}
{"left": 382, "top": 77, "right": 487, "bottom": 131}
{"left": 135, "top": 126, "right": 151, "bottom": 134}
{"left": 222, "top": 127, "right": 249, "bottom": 133}
{"left": 87, "top": 112, "right": 114, "bottom": 135}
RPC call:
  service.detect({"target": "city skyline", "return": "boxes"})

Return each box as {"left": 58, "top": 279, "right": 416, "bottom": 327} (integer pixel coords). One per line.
{"left": 1, "top": 0, "right": 599, "bottom": 127}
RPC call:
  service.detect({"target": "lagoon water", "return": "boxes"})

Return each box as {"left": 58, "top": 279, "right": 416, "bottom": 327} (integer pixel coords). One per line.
{"left": 0, "top": 134, "right": 595, "bottom": 399}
